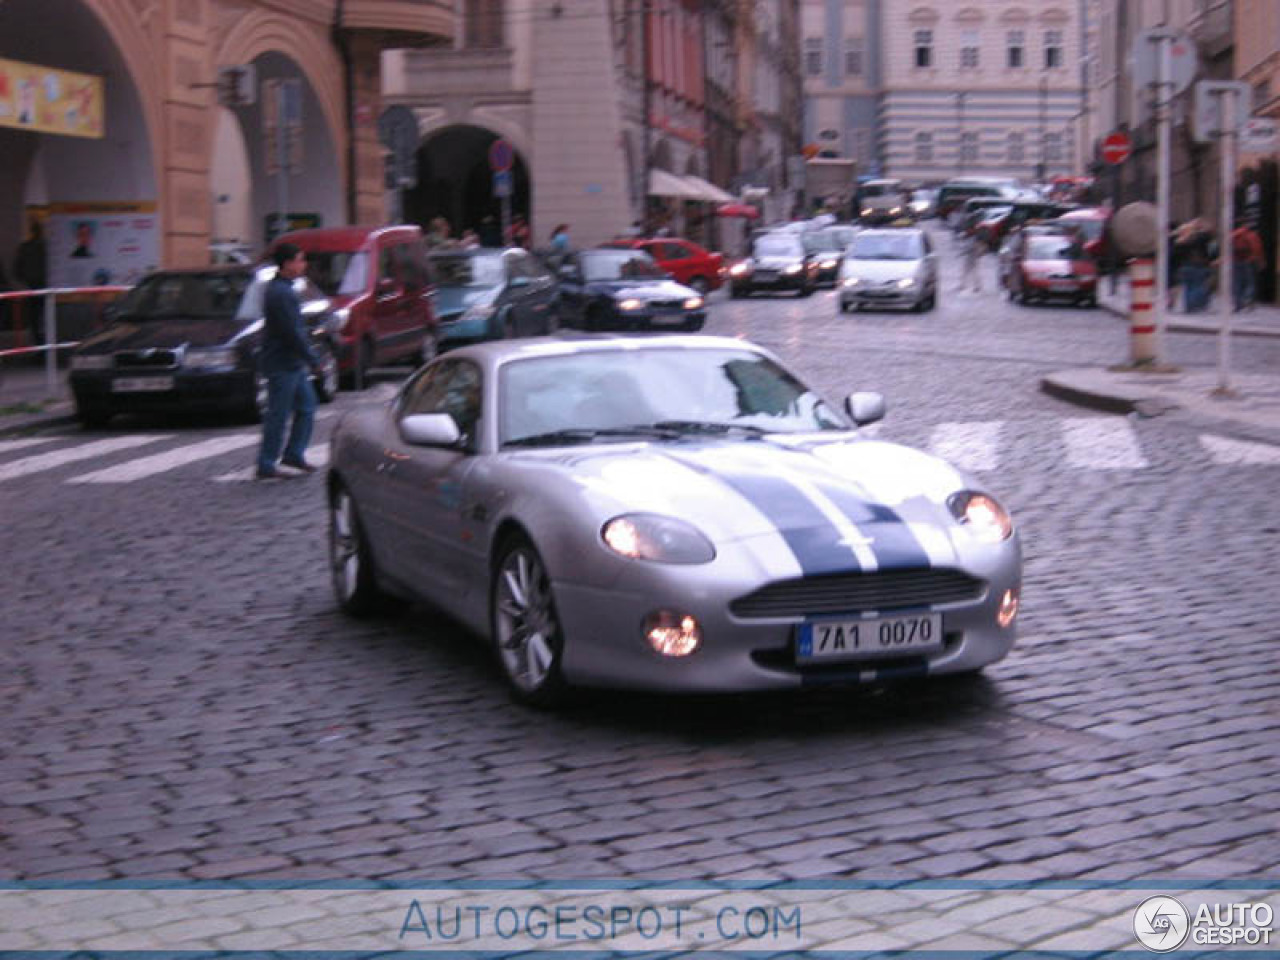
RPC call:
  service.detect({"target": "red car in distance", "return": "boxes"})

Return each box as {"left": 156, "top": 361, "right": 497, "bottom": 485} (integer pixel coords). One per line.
{"left": 1005, "top": 230, "right": 1098, "bottom": 308}
{"left": 605, "top": 237, "right": 726, "bottom": 294}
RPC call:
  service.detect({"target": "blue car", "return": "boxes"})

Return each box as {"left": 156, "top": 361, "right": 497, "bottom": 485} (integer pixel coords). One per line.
{"left": 554, "top": 248, "right": 706, "bottom": 332}
{"left": 429, "top": 247, "right": 560, "bottom": 350}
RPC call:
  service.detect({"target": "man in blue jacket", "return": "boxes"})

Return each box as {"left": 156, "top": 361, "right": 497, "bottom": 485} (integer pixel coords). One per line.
{"left": 256, "top": 243, "right": 320, "bottom": 479}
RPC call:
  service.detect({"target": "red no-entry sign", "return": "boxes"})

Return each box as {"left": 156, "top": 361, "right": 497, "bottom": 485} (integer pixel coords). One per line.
{"left": 1102, "top": 131, "right": 1132, "bottom": 166}
{"left": 488, "top": 138, "right": 514, "bottom": 173}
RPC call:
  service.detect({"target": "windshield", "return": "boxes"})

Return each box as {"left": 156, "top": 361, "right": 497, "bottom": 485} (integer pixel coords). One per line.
{"left": 580, "top": 250, "right": 665, "bottom": 281}
{"left": 500, "top": 348, "right": 846, "bottom": 446}
{"left": 302, "top": 251, "right": 368, "bottom": 297}
{"left": 753, "top": 235, "right": 803, "bottom": 258}
{"left": 113, "top": 271, "right": 253, "bottom": 319}
{"left": 848, "top": 233, "right": 923, "bottom": 261}
{"left": 862, "top": 182, "right": 899, "bottom": 198}
{"left": 1061, "top": 219, "right": 1103, "bottom": 241}
{"left": 803, "top": 231, "right": 844, "bottom": 253}
{"left": 431, "top": 253, "right": 505, "bottom": 288}
{"left": 1026, "top": 236, "right": 1081, "bottom": 259}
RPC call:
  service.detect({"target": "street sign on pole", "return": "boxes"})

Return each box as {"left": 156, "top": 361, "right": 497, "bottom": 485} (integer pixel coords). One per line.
{"left": 216, "top": 64, "right": 256, "bottom": 107}
{"left": 493, "top": 169, "right": 513, "bottom": 198}
{"left": 488, "top": 138, "right": 514, "bottom": 173}
{"left": 1193, "top": 80, "right": 1251, "bottom": 143}
{"left": 1132, "top": 29, "right": 1197, "bottom": 100}
{"left": 1241, "top": 116, "right": 1279, "bottom": 153}
{"left": 1101, "top": 131, "right": 1132, "bottom": 166}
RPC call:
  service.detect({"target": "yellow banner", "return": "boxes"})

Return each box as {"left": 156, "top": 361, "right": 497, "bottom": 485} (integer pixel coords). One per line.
{"left": 0, "top": 57, "right": 103, "bottom": 139}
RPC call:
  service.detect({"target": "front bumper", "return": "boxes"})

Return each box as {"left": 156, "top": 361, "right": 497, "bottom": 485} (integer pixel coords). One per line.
{"left": 731, "top": 271, "right": 809, "bottom": 293}
{"left": 840, "top": 282, "right": 924, "bottom": 308}
{"left": 69, "top": 369, "right": 254, "bottom": 413}
{"left": 553, "top": 545, "right": 1021, "bottom": 693}
{"left": 1024, "top": 277, "right": 1096, "bottom": 299}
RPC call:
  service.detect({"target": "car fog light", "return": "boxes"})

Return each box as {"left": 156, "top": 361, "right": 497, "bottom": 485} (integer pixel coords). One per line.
{"left": 997, "top": 587, "right": 1020, "bottom": 628}
{"left": 644, "top": 611, "right": 702, "bottom": 657}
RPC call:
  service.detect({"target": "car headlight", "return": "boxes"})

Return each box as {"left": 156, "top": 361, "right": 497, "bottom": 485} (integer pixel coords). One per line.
{"left": 71, "top": 355, "right": 112, "bottom": 370}
{"left": 889, "top": 206, "right": 901, "bottom": 215}
{"left": 183, "top": 347, "right": 239, "bottom": 369}
{"left": 333, "top": 306, "right": 351, "bottom": 332}
{"left": 462, "top": 304, "right": 496, "bottom": 323}
{"left": 820, "top": 259, "right": 838, "bottom": 270}
{"left": 783, "top": 264, "right": 803, "bottom": 274}
{"left": 602, "top": 513, "right": 715, "bottom": 564}
{"left": 896, "top": 277, "right": 917, "bottom": 289}
{"left": 861, "top": 207, "right": 873, "bottom": 217}
{"left": 948, "top": 491, "right": 1014, "bottom": 543}
{"left": 729, "top": 263, "right": 750, "bottom": 276}
{"left": 683, "top": 297, "right": 703, "bottom": 310}
{"left": 619, "top": 298, "right": 644, "bottom": 311}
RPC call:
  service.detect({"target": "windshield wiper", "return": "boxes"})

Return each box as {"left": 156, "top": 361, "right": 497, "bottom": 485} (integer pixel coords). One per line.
{"left": 649, "top": 420, "right": 770, "bottom": 437}
{"left": 503, "top": 425, "right": 681, "bottom": 448}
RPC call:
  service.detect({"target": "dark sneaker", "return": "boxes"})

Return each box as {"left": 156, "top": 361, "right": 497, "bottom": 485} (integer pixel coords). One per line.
{"left": 255, "top": 467, "right": 289, "bottom": 480}
{"left": 281, "top": 458, "right": 318, "bottom": 474}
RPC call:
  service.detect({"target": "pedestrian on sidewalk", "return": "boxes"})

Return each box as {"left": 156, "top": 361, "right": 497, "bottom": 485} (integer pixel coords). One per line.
{"left": 255, "top": 243, "right": 320, "bottom": 481}
{"left": 1176, "top": 218, "right": 1215, "bottom": 313}
{"left": 1230, "top": 219, "right": 1263, "bottom": 312}
{"left": 13, "top": 219, "right": 47, "bottom": 345}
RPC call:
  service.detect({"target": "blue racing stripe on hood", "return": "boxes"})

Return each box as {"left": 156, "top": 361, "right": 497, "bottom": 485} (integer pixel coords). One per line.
{"left": 806, "top": 477, "right": 932, "bottom": 571}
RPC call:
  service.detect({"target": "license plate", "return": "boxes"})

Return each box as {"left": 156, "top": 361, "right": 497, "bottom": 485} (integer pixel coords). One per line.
{"left": 796, "top": 612, "right": 943, "bottom": 663}
{"left": 651, "top": 312, "right": 686, "bottom": 325}
{"left": 112, "top": 376, "right": 174, "bottom": 393}
{"left": 1049, "top": 282, "right": 1076, "bottom": 292}
{"left": 755, "top": 271, "right": 777, "bottom": 281}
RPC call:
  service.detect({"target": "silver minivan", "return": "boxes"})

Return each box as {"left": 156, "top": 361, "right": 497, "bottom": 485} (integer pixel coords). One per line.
{"left": 837, "top": 227, "right": 938, "bottom": 313}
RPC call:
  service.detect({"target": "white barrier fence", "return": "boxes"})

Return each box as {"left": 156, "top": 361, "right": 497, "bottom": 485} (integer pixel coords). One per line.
{"left": 0, "top": 286, "right": 129, "bottom": 398}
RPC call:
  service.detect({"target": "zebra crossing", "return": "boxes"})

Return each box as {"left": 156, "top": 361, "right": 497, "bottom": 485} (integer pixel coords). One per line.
{"left": 1, "top": 416, "right": 1278, "bottom": 487}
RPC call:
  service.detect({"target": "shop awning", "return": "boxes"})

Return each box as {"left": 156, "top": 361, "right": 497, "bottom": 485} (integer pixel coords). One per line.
{"left": 648, "top": 169, "right": 705, "bottom": 200}
{"left": 683, "top": 175, "right": 737, "bottom": 204}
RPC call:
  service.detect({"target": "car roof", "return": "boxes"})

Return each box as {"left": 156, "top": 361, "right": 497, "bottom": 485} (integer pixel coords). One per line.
{"left": 274, "top": 225, "right": 421, "bottom": 249}
{"left": 444, "top": 333, "right": 766, "bottom": 367}
{"left": 427, "top": 246, "right": 518, "bottom": 258}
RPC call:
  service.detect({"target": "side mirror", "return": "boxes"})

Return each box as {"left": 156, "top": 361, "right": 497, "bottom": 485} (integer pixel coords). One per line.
{"left": 844, "top": 391, "right": 886, "bottom": 427}
{"left": 376, "top": 277, "right": 400, "bottom": 298}
{"left": 399, "top": 412, "right": 462, "bottom": 447}
{"left": 558, "top": 264, "right": 580, "bottom": 281}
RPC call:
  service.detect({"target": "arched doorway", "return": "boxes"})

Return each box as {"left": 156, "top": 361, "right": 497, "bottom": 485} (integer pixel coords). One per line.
{"left": 404, "top": 125, "right": 530, "bottom": 243}
{"left": 0, "top": 0, "right": 158, "bottom": 286}
{"left": 209, "top": 51, "right": 343, "bottom": 247}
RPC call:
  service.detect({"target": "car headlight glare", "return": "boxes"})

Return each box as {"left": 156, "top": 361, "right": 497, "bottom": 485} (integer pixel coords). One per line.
{"left": 729, "top": 263, "right": 750, "bottom": 276}
{"left": 842, "top": 276, "right": 860, "bottom": 287}
{"left": 896, "top": 277, "right": 917, "bottom": 289}
{"left": 889, "top": 206, "right": 901, "bottom": 215}
{"left": 602, "top": 513, "right": 715, "bottom": 564}
{"left": 820, "top": 259, "right": 838, "bottom": 269}
{"left": 71, "top": 355, "right": 112, "bottom": 370}
{"left": 861, "top": 207, "right": 873, "bottom": 216}
{"left": 948, "top": 491, "right": 1014, "bottom": 543}
{"left": 644, "top": 610, "right": 702, "bottom": 657}
{"left": 997, "top": 587, "right": 1020, "bottom": 628}
{"left": 783, "top": 264, "right": 802, "bottom": 274}
{"left": 184, "top": 347, "right": 239, "bottom": 369}
{"left": 683, "top": 297, "right": 703, "bottom": 310}
{"left": 333, "top": 306, "right": 351, "bottom": 331}
{"left": 619, "top": 298, "right": 644, "bottom": 311}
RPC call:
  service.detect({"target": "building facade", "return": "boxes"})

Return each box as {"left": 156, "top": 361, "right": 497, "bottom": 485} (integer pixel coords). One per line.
{"left": 801, "top": 0, "right": 877, "bottom": 174}
{"left": 0, "top": 0, "right": 451, "bottom": 277}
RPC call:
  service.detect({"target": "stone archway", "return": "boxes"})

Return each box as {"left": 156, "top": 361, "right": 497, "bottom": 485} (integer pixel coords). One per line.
{"left": 404, "top": 124, "right": 531, "bottom": 244}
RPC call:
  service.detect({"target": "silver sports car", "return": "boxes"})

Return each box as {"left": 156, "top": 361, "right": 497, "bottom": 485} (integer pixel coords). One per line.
{"left": 327, "top": 335, "right": 1022, "bottom": 705}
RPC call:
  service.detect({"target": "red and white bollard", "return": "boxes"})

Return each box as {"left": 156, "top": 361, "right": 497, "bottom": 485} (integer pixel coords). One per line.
{"left": 1128, "top": 257, "right": 1157, "bottom": 365}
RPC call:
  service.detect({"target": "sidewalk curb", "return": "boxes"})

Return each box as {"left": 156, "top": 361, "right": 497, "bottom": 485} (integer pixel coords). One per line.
{"left": 1099, "top": 297, "right": 1280, "bottom": 339}
{"left": 1039, "top": 374, "right": 1143, "bottom": 416}
{"left": 0, "top": 407, "right": 78, "bottom": 439}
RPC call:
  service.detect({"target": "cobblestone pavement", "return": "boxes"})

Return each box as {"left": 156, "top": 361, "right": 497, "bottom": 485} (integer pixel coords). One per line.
{"left": 2, "top": 226, "right": 1278, "bottom": 888}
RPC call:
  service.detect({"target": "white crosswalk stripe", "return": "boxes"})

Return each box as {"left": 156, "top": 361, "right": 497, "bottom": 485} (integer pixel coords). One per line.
{"left": 0, "top": 436, "right": 60, "bottom": 455}
{"left": 928, "top": 421, "right": 1003, "bottom": 472}
{"left": 69, "top": 433, "right": 261, "bottom": 484}
{"left": 1061, "top": 417, "right": 1149, "bottom": 470}
{"left": 213, "top": 444, "right": 331, "bottom": 483}
{"left": 1200, "top": 433, "right": 1280, "bottom": 466}
{"left": 0, "top": 435, "right": 168, "bottom": 483}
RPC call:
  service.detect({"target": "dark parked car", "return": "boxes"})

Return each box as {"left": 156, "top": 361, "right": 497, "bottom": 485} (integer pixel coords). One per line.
{"left": 68, "top": 266, "right": 339, "bottom": 427}
{"left": 1004, "top": 231, "right": 1098, "bottom": 307}
{"left": 429, "top": 247, "right": 560, "bottom": 350}
{"left": 936, "top": 178, "right": 1020, "bottom": 221}
{"left": 802, "top": 229, "right": 849, "bottom": 286}
{"left": 555, "top": 248, "right": 706, "bottom": 331}
{"left": 728, "top": 232, "right": 819, "bottom": 297}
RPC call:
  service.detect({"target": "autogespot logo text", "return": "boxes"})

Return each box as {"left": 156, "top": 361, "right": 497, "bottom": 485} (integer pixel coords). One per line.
{"left": 1134, "top": 895, "right": 1190, "bottom": 952}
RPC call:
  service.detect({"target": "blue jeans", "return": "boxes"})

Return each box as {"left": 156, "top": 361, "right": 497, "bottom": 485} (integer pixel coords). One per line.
{"left": 1180, "top": 264, "right": 1212, "bottom": 313}
{"left": 1233, "top": 262, "right": 1256, "bottom": 311}
{"left": 257, "top": 367, "right": 316, "bottom": 472}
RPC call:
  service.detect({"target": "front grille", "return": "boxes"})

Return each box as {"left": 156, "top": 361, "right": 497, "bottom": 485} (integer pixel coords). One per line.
{"left": 649, "top": 299, "right": 684, "bottom": 310}
{"left": 114, "top": 349, "right": 180, "bottom": 370}
{"left": 730, "top": 568, "right": 985, "bottom": 619}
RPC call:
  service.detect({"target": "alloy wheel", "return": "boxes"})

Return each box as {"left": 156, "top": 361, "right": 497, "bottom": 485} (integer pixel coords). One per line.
{"left": 493, "top": 542, "right": 563, "bottom": 701}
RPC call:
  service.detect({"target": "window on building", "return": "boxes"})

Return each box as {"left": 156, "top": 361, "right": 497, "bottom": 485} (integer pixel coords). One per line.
{"left": 960, "top": 30, "right": 980, "bottom": 69}
{"left": 1044, "top": 30, "right": 1063, "bottom": 69}
{"left": 960, "top": 131, "right": 978, "bottom": 166}
{"left": 1044, "top": 131, "right": 1063, "bottom": 163}
{"left": 915, "top": 131, "right": 933, "bottom": 163}
{"left": 1007, "top": 130, "right": 1024, "bottom": 163}
{"left": 805, "top": 38, "right": 823, "bottom": 76}
{"left": 914, "top": 30, "right": 933, "bottom": 69}
{"left": 1254, "top": 78, "right": 1273, "bottom": 111}
{"left": 845, "top": 37, "right": 864, "bottom": 76}
{"left": 464, "top": 0, "right": 504, "bottom": 48}
{"left": 1007, "top": 30, "right": 1024, "bottom": 68}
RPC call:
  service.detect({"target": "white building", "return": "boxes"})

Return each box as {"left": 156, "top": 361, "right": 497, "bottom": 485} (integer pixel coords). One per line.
{"left": 801, "top": 0, "right": 878, "bottom": 174}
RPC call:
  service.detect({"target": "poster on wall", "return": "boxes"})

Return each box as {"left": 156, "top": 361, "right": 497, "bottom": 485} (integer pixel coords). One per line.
{"left": 0, "top": 57, "right": 103, "bottom": 139}
{"left": 45, "top": 202, "right": 159, "bottom": 289}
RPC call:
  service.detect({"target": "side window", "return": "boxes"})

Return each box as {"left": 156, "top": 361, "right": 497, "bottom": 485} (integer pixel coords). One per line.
{"left": 400, "top": 359, "right": 484, "bottom": 447}
{"left": 662, "top": 242, "right": 691, "bottom": 261}
{"left": 399, "top": 243, "right": 429, "bottom": 289}
{"left": 378, "top": 245, "right": 400, "bottom": 286}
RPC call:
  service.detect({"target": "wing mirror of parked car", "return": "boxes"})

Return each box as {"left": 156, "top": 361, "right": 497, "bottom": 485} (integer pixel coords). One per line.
{"left": 844, "top": 391, "right": 886, "bottom": 427}
{"left": 399, "top": 413, "right": 462, "bottom": 447}
{"left": 376, "top": 277, "right": 401, "bottom": 298}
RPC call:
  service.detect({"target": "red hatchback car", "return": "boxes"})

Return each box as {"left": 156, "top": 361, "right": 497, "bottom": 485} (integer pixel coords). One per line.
{"left": 606, "top": 237, "right": 725, "bottom": 293}
{"left": 1005, "top": 230, "right": 1098, "bottom": 307}
{"left": 270, "top": 225, "right": 438, "bottom": 387}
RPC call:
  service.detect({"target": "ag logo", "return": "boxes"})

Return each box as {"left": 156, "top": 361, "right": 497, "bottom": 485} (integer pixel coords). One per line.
{"left": 1134, "top": 896, "right": 1190, "bottom": 952}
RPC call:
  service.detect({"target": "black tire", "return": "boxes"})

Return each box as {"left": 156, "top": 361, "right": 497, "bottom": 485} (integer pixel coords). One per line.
{"left": 683, "top": 316, "right": 705, "bottom": 332}
{"left": 312, "top": 342, "right": 339, "bottom": 403}
{"left": 491, "top": 534, "right": 567, "bottom": 707}
{"left": 75, "top": 402, "right": 111, "bottom": 428}
{"left": 838, "top": 300, "right": 850, "bottom": 314}
{"left": 329, "top": 483, "right": 384, "bottom": 618}
{"left": 585, "top": 305, "right": 608, "bottom": 331}
{"left": 730, "top": 285, "right": 746, "bottom": 299}
{"left": 688, "top": 276, "right": 710, "bottom": 295}
{"left": 341, "top": 338, "right": 374, "bottom": 390}
{"left": 800, "top": 284, "right": 814, "bottom": 298}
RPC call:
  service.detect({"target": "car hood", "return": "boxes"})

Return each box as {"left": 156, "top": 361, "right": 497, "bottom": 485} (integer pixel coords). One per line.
{"left": 75, "top": 316, "right": 249, "bottom": 354}
{"left": 750, "top": 256, "right": 806, "bottom": 269}
{"left": 585, "top": 279, "right": 695, "bottom": 300}
{"left": 842, "top": 260, "right": 921, "bottom": 282}
{"left": 511, "top": 436, "right": 974, "bottom": 572}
